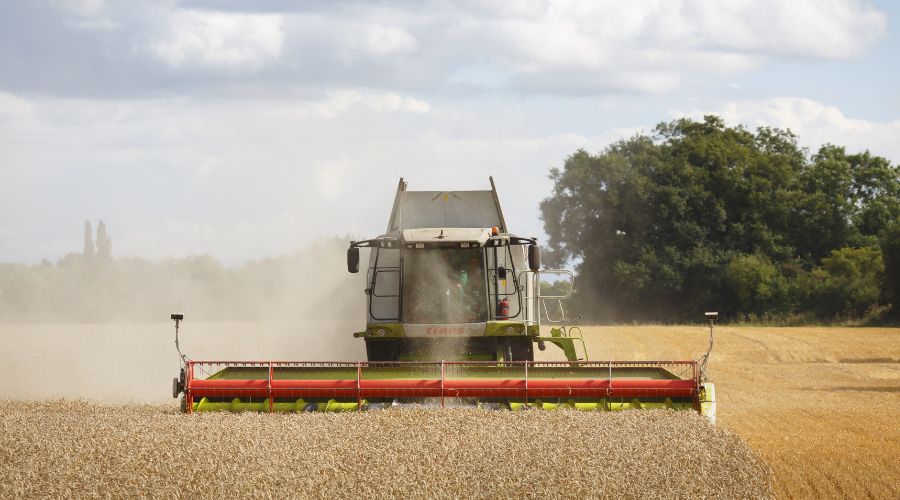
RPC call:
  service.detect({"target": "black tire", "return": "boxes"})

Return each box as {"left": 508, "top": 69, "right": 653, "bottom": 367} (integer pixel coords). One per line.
{"left": 365, "top": 339, "right": 401, "bottom": 361}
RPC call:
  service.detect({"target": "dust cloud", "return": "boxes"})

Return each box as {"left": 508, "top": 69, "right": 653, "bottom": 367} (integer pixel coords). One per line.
{"left": 0, "top": 238, "right": 368, "bottom": 403}
{"left": 399, "top": 247, "right": 494, "bottom": 360}
{"left": 402, "top": 247, "right": 487, "bottom": 325}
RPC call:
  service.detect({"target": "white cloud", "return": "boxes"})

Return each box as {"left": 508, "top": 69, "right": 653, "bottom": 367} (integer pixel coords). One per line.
{"left": 0, "top": 92, "right": 37, "bottom": 123}
{"left": 454, "top": 0, "right": 886, "bottom": 93}
{"left": 0, "top": 91, "right": 597, "bottom": 262}
{"left": 0, "top": 1, "right": 895, "bottom": 264}
{"left": 145, "top": 10, "right": 285, "bottom": 69}
{"left": 7, "top": 1, "right": 889, "bottom": 96}
{"left": 674, "top": 97, "right": 900, "bottom": 161}
{"left": 51, "top": 0, "right": 107, "bottom": 18}
{"left": 363, "top": 92, "right": 430, "bottom": 113}
{"left": 358, "top": 24, "right": 418, "bottom": 55}
{"left": 52, "top": 0, "right": 119, "bottom": 31}
{"left": 269, "top": 90, "right": 429, "bottom": 119}
{"left": 683, "top": 0, "right": 887, "bottom": 59}
{"left": 67, "top": 17, "right": 119, "bottom": 31}
{"left": 317, "top": 159, "right": 350, "bottom": 197}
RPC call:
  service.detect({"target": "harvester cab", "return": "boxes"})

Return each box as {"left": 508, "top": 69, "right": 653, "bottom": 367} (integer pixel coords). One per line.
{"left": 347, "top": 177, "right": 581, "bottom": 364}
{"left": 170, "top": 178, "right": 717, "bottom": 423}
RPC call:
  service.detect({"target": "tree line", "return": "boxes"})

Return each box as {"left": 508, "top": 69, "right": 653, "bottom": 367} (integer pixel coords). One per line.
{"left": 541, "top": 116, "right": 900, "bottom": 323}
{"left": 0, "top": 233, "right": 362, "bottom": 324}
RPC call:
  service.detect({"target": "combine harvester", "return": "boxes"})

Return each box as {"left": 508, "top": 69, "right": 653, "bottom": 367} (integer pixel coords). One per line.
{"left": 171, "top": 178, "right": 718, "bottom": 422}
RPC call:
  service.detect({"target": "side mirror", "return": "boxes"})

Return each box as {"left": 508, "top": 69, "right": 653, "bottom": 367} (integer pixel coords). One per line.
{"left": 528, "top": 245, "right": 540, "bottom": 271}
{"left": 347, "top": 246, "right": 360, "bottom": 273}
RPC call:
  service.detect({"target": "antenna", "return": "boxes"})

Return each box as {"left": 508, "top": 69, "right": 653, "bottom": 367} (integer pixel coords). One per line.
{"left": 698, "top": 312, "right": 718, "bottom": 380}
{"left": 171, "top": 313, "right": 186, "bottom": 363}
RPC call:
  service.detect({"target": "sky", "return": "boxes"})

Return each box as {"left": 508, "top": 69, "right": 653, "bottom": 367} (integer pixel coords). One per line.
{"left": 1, "top": 0, "right": 898, "bottom": 264}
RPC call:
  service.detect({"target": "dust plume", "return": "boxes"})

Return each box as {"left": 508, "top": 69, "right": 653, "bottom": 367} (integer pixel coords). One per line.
{"left": 0, "top": 237, "right": 368, "bottom": 402}
{"left": 399, "top": 247, "right": 493, "bottom": 360}
{"left": 402, "top": 247, "right": 487, "bottom": 325}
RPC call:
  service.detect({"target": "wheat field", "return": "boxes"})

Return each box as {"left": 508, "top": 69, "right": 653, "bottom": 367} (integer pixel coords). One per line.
{"left": 0, "top": 401, "right": 771, "bottom": 499}
{"left": 1, "top": 322, "right": 898, "bottom": 498}
{"left": 563, "top": 325, "right": 900, "bottom": 499}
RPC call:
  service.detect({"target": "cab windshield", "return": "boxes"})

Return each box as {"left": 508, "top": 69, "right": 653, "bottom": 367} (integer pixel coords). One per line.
{"left": 403, "top": 247, "right": 487, "bottom": 324}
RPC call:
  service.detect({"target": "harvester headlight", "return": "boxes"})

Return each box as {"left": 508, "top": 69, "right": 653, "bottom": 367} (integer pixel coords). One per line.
{"left": 506, "top": 327, "right": 514, "bottom": 334}
{"left": 377, "top": 329, "right": 386, "bottom": 337}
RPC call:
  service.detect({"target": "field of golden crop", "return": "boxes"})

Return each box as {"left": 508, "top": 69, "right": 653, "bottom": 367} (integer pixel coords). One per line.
{"left": 1, "top": 322, "right": 898, "bottom": 498}
{"left": 563, "top": 325, "right": 900, "bottom": 499}
{"left": 0, "top": 402, "right": 771, "bottom": 499}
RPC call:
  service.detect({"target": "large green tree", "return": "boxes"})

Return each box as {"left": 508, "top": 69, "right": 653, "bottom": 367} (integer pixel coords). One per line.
{"left": 881, "top": 219, "right": 900, "bottom": 315}
{"left": 541, "top": 116, "right": 899, "bottom": 322}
